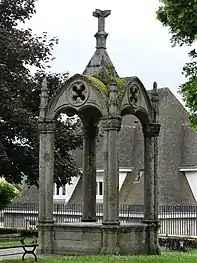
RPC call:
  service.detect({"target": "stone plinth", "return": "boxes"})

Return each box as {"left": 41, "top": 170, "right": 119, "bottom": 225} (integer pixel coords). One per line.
{"left": 38, "top": 222, "right": 149, "bottom": 255}
{"left": 53, "top": 222, "right": 102, "bottom": 255}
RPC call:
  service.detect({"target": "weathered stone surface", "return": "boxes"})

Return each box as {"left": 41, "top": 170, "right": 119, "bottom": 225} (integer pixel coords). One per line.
{"left": 37, "top": 9, "right": 160, "bottom": 256}
{"left": 82, "top": 123, "right": 97, "bottom": 222}
{"left": 51, "top": 223, "right": 149, "bottom": 255}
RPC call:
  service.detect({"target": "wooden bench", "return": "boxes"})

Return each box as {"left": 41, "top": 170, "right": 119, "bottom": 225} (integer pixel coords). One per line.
{"left": 0, "top": 235, "right": 38, "bottom": 261}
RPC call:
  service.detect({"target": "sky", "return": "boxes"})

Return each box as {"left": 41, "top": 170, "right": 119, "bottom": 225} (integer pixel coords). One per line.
{"left": 25, "top": 0, "right": 193, "bottom": 105}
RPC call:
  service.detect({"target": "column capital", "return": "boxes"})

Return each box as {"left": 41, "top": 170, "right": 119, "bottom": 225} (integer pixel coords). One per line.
{"left": 101, "top": 116, "right": 122, "bottom": 131}
{"left": 38, "top": 120, "right": 56, "bottom": 134}
{"left": 143, "top": 123, "right": 160, "bottom": 137}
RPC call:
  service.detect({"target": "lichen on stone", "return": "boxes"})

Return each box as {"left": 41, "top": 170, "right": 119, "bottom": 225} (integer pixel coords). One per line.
{"left": 105, "top": 63, "right": 114, "bottom": 84}
{"left": 116, "top": 77, "right": 127, "bottom": 89}
{"left": 88, "top": 70, "right": 128, "bottom": 102}
{"left": 87, "top": 76, "right": 109, "bottom": 94}
{"left": 116, "top": 77, "right": 127, "bottom": 101}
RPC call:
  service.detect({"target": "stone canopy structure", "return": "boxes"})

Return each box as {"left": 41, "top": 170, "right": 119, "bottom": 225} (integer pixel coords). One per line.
{"left": 38, "top": 9, "right": 161, "bottom": 256}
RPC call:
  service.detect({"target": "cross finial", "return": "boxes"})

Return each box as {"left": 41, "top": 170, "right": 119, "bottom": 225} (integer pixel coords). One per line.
{"left": 93, "top": 9, "right": 111, "bottom": 49}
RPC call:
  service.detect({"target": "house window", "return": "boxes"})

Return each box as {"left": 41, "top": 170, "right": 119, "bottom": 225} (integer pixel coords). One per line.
{"left": 62, "top": 185, "right": 66, "bottom": 195}
{"left": 97, "top": 181, "right": 103, "bottom": 196}
{"left": 54, "top": 183, "right": 66, "bottom": 197}
{"left": 56, "top": 185, "right": 60, "bottom": 195}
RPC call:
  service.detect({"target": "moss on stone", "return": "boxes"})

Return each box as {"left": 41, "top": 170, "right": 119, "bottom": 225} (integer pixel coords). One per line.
{"left": 115, "top": 77, "right": 127, "bottom": 101}
{"left": 87, "top": 76, "right": 109, "bottom": 94}
{"left": 105, "top": 63, "right": 114, "bottom": 84}
{"left": 88, "top": 73, "right": 127, "bottom": 101}
{"left": 116, "top": 77, "right": 127, "bottom": 88}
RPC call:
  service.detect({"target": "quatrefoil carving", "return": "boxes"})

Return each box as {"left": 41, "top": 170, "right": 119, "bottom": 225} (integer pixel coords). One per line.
{"left": 68, "top": 82, "right": 89, "bottom": 106}
{"left": 128, "top": 84, "right": 140, "bottom": 108}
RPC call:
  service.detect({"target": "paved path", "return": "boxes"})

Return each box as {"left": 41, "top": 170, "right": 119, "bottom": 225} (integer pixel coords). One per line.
{"left": 0, "top": 247, "right": 36, "bottom": 260}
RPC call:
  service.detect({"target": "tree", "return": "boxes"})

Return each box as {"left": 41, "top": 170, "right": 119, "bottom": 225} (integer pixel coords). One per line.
{"left": 0, "top": 0, "right": 83, "bottom": 186}
{"left": 0, "top": 178, "right": 20, "bottom": 210}
{"left": 157, "top": 0, "right": 197, "bottom": 128}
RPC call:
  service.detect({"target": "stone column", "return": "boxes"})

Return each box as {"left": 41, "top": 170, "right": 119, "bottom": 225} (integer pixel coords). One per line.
{"left": 101, "top": 116, "right": 121, "bottom": 254}
{"left": 38, "top": 120, "right": 56, "bottom": 254}
{"left": 154, "top": 133, "right": 161, "bottom": 254}
{"left": 81, "top": 122, "right": 97, "bottom": 222}
{"left": 151, "top": 82, "right": 161, "bottom": 254}
{"left": 143, "top": 123, "right": 160, "bottom": 254}
{"left": 103, "top": 129, "right": 109, "bottom": 223}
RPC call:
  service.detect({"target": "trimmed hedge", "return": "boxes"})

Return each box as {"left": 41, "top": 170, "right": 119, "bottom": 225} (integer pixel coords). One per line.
{"left": 0, "top": 227, "right": 38, "bottom": 237}
{"left": 159, "top": 236, "right": 197, "bottom": 250}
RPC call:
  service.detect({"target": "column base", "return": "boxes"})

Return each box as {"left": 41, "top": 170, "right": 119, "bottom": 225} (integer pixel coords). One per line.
{"left": 154, "top": 220, "right": 161, "bottom": 255}
{"left": 101, "top": 224, "right": 120, "bottom": 255}
{"left": 37, "top": 220, "right": 54, "bottom": 255}
{"left": 143, "top": 219, "right": 158, "bottom": 255}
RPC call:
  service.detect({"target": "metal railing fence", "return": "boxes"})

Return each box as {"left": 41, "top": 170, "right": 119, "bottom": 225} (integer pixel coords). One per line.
{"left": 1, "top": 203, "right": 197, "bottom": 236}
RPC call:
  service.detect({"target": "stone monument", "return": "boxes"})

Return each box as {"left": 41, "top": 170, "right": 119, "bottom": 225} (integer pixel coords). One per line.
{"left": 37, "top": 9, "right": 161, "bottom": 255}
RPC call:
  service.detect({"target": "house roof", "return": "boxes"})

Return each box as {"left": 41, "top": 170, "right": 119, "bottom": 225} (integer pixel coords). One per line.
{"left": 13, "top": 185, "right": 39, "bottom": 204}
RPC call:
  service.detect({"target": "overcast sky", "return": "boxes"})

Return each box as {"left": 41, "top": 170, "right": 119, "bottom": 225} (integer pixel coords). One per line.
{"left": 25, "top": 0, "right": 193, "bottom": 105}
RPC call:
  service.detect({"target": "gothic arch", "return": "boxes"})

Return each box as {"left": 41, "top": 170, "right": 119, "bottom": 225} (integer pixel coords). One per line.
{"left": 119, "top": 76, "right": 153, "bottom": 125}
{"left": 46, "top": 73, "right": 108, "bottom": 120}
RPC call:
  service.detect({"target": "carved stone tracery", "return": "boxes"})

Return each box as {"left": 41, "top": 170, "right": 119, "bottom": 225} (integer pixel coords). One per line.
{"left": 128, "top": 84, "right": 141, "bottom": 108}
{"left": 67, "top": 81, "right": 89, "bottom": 106}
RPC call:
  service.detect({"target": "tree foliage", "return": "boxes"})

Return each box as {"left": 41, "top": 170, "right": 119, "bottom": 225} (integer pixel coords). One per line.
{"left": 157, "top": 0, "right": 197, "bottom": 128}
{"left": 0, "top": 0, "right": 83, "bottom": 186}
{"left": 0, "top": 178, "right": 20, "bottom": 210}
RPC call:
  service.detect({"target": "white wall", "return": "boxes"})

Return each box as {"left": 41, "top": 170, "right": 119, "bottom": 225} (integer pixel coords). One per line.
{"left": 53, "top": 176, "right": 80, "bottom": 203}
{"left": 56, "top": 169, "right": 131, "bottom": 203}
{"left": 184, "top": 171, "right": 197, "bottom": 202}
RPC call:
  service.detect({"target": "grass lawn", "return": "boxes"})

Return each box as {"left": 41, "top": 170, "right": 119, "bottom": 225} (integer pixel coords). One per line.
{"left": 0, "top": 238, "right": 37, "bottom": 247}
{"left": 0, "top": 241, "right": 20, "bottom": 247}
{"left": 0, "top": 252, "right": 197, "bottom": 263}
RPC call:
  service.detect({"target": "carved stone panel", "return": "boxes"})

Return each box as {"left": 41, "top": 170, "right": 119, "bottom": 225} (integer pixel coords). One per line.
{"left": 128, "top": 84, "right": 141, "bottom": 108}
{"left": 67, "top": 81, "right": 89, "bottom": 107}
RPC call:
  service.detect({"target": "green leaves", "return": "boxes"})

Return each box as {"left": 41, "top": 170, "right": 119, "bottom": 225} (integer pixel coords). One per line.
{"left": 179, "top": 51, "right": 197, "bottom": 128}
{"left": 156, "top": 0, "right": 197, "bottom": 46}
{"left": 0, "top": 0, "right": 83, "bottom": 186}
{"left": 0, "top": 178, "right": 20, "bottom": 210}
{"left": 157, "top": 0, "right": 197, "bottom": 129}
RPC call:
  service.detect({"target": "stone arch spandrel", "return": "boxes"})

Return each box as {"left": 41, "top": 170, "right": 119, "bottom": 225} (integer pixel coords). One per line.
{"left": 46, "top": 74, "right": 108, "bottom": 119}
{"left": 119, "top": 77, "right": 152, "bottom": 124}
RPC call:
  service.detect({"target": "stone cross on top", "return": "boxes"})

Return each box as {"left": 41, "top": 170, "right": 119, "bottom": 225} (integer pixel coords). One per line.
{"left": 93, "top": 9, "right": 111, "bottom": 49}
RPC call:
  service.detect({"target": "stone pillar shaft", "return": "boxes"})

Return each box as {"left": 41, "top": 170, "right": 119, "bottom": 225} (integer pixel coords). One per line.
{"left": 103, "top": 130, "right": 109, "bottom": 222}
{"left": 82, "top": 124, "right": 97, "bottom": 222}
{"left": 143, "top": 123, "right": 160, "bottom": 254}
{"left": 101, "top": 117, "right": 121, "bottom": 255}
{"left": 102, "top": 117, "right": 121, "bottom": 225}
{"left": 107, "top": 128, "right": 119, "bottom": 223}
{"left": 154, "top": 136, "right": 161, "bottom": 254}
{"left": 144, "top": 135, "right": 154, "bottom": 220}
{"left": 38, "top": 121, "right": 56, "bottom": 254}
{"left": 39, "top": 121, "right": 56, "bottom": 221}
{"left": 154, "top": 136, "right": 159, "bottom": 220}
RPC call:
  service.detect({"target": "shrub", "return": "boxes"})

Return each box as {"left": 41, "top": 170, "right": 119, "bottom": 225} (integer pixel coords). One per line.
{"left": 0, "top": 179, "right": 20, "bottom": 210}
{"left": 0, "top": 227, "right": 38, "bottom": 237}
